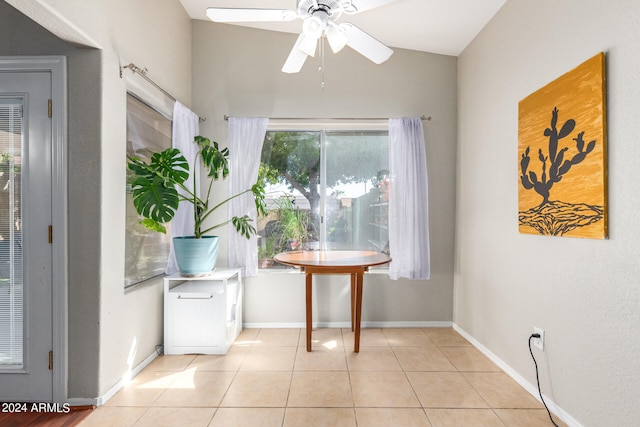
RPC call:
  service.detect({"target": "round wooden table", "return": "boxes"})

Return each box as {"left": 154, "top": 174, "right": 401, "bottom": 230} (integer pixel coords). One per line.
{"left": 273, "top": 250, "right": 391, "bottom": 352}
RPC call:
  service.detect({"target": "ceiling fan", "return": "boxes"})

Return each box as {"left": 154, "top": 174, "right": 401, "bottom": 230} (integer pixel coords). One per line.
{"left": 206, "top": 0, "right": 396, "bottom": 73}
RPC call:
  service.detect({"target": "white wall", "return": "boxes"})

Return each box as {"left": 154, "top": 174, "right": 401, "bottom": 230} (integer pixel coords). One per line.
{"left": 2, "top": 0, "right": 193, "bottom": 400}
{"left": 192, "top": 22, "right": 458, "bottom": 326}
{"left": 456, "top": 0, "right": 640, "bottom": 425}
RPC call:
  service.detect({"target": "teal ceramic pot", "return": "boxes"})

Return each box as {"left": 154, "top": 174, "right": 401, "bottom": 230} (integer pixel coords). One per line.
{"left": 173, "top": 236, "right": 219, "bottom": 276}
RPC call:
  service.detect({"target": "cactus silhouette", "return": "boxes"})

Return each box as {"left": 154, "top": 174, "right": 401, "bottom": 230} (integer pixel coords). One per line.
{"left": 520, "top": 107, "right": 595, "bottom": 205}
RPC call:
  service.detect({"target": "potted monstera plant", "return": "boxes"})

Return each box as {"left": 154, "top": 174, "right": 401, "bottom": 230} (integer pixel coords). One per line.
{"left": 127, "top": 135, "right": 266, "bottom": 276}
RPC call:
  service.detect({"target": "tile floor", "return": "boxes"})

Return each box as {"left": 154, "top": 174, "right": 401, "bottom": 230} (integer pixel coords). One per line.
{"left": 79, "top": 328, "right": 566, "bottom": 427}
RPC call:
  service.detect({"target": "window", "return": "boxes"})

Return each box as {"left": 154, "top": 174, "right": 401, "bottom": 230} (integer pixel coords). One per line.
{"left": 125, "top": 94, "right": 172, "bottom": 287}
{"left": 257, "top": 129, "right": 389, "bottom": 269}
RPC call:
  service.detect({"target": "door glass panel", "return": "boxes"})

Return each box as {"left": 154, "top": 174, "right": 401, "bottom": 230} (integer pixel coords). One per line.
{"left": 0, "top": 99, "right": 23, "bottom": 367}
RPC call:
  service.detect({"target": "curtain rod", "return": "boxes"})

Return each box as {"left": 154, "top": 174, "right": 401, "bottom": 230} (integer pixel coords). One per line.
{"left": 223, "top": 115, "right": 431, "bottom": 122}
{"left": 120, "top": 63, "right": 206, "bottom": 122}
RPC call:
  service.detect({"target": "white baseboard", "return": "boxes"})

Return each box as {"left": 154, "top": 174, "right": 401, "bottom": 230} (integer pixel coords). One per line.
{"left": 243, "top": 321, "right": 453, "bottom": 329}
{"left": 452, "top": 323, "right": 583, "bottom": 427}
{"left": 68, "top": 348, "right": 161, "bottom": 407}
{"left": 66, "top": 397, "right": 99, "bottom": 407}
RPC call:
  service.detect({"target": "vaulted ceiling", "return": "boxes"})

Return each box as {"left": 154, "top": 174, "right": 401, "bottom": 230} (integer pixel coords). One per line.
{"left": 178, "top": 0, "right": 506, "bottom": 56}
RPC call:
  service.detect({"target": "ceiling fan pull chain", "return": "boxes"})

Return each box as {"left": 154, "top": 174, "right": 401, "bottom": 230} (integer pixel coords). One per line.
{"left": 320, "top": 36, "right": 326, "bottom": 89}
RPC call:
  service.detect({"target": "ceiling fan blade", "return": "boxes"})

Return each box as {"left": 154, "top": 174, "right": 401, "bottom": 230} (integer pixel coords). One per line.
{"left": 206, "top": 8, "right": 297, "bottom": 23}
{"left": 341, "top": 0, "right": 397, "bottom": 14}
{"left": 343, "top": 24, "right": 393, "bottom": 64}
{"left": 282, "top": 34, "right": 309, "bottom": 73}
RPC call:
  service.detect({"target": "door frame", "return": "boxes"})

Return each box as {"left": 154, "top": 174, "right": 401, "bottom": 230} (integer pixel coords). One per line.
{"left": 0, "top": 56, "right": 68, "bottom": 403}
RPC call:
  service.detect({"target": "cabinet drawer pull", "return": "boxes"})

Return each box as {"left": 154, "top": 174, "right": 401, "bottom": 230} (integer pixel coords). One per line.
{"left": 177, "top": 295, "right": 213, "bottom": 299}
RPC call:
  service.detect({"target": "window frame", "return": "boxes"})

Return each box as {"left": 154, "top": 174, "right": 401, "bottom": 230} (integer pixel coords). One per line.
{"left": 260, "top": 121, "right": 389, "bottom": 268}
{"left": 124, "top": 92, "right": 173, "bottom": 289}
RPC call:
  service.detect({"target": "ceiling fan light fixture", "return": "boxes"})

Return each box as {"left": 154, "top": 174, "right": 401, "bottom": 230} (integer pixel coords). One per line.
{"left": 326, "top": 24, "right": 348, "bottom": 53}
{"left": 299, "top": 16, "right": 323, "bottom": 56}
{"left": 302, "top": 16, "right": 324, "bottom": 38}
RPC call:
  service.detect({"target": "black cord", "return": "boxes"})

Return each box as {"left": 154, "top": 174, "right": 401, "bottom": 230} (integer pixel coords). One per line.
{"left": 529, "top": 334, "right": 560, "bottom": 427}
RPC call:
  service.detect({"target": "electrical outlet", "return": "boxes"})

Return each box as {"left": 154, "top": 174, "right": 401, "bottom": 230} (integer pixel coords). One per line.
{"left": 533, "top": 327, "right": 545, "bottom": 351}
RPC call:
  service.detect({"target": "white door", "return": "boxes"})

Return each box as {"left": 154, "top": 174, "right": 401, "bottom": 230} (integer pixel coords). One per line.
{"left": 0, "top": 71, "right": 53, "bottom": 401}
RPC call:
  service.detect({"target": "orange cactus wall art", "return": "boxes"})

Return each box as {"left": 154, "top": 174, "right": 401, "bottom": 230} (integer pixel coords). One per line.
{"left": 518, "top": 52, "right": 607, "bottom": 238}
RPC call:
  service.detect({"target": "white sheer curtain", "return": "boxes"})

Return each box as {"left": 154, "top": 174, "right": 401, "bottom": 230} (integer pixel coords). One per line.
{"left": 227, "top": 117, "right": 269, "bottom": 277}
{"left": 165, "top": 101, "right": 200, "bottom": 275}
{"left": 388, "top": 117, "right": 430, "bottom": 280}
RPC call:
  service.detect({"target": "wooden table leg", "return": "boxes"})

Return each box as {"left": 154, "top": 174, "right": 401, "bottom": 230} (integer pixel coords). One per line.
{"left": 350, "top": 273, "right": 356, "bottom": 332}
{"left": 354, "top": 272, "right": 364, "bottom": 353}
{"left": 306, "top": 272, "right": 313, "bottom": 352}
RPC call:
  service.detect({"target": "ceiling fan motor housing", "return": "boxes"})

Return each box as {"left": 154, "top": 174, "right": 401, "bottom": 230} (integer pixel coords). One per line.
{"left": 298, "top": 0, "right": 343, "bottom": 22}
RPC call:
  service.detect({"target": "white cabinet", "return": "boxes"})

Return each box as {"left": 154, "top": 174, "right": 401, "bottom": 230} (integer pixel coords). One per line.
{"left": 163, "top": 269, "right": 242, "bottom": 355}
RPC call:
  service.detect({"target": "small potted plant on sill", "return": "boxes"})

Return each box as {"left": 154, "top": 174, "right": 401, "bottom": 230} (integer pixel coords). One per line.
{"left": 257, "top": 234, "right": 279, "bottom": 269}
{"left": 127, "top": 135, "right": 267, "bottom": 276}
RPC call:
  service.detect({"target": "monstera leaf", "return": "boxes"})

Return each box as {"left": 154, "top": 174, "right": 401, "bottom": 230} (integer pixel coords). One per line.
{"left": 232, "top": 215, "right": 257, "bottom": 239}
{"left": 149, "top": 148, "right": 189, "bottom": 184}
{"left": 128, "top": 148, "right": 189, "bottom": 230}
{"left": 131, "top": 175, "right": 179, "bottom": 225}
{"left": 140, "top": 218, "right": 167, "bottom": 234}
{"left": 196, "top": 136, "right": 229, "bottom": 180}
